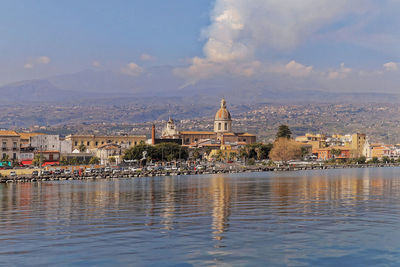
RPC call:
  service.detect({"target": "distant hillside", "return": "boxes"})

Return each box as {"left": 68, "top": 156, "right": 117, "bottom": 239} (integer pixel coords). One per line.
{"left": 1, "top": 68, "right": 400, "bottom": 105}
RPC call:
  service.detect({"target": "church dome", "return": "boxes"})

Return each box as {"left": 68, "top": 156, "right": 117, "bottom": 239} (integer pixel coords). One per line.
{"left": 215, "top": 98, "right": 231, "bottom": 121}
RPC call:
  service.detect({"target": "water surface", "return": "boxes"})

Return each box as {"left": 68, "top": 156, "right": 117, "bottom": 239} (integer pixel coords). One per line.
{"left": 1, "top": 168, "right": 400, "bottom": 266}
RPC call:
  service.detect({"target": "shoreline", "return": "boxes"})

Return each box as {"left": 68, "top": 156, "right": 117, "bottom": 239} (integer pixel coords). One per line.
{"left": 1, "top": 163, "right": 399, "bottom": 183}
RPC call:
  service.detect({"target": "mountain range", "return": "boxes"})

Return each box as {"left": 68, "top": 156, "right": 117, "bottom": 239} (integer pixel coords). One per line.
{"left": 1, "top": 67, "right": 400, "bottom": 105}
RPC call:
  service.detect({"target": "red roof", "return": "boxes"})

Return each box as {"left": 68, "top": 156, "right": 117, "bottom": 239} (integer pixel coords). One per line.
{"left": 42, "top": 161, "right": 59, "bottom": 167}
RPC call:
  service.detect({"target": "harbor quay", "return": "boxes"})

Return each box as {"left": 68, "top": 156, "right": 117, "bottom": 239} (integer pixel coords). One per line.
{"left": 2, "top": 162, "right": 400, "bottom": 183}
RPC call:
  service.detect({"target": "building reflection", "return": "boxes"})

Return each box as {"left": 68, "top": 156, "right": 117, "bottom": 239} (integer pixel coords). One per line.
{"left": 269, "top": 169, "right": 394, "bottom": 212}
{"left": 161, "top": 177, "right": 176, "bottom": 231}
{"left": 210, "top": 176, "right": 232, "bottom": 241}
{"left": 0, "top": 169, "right": 398, "bottom": 238}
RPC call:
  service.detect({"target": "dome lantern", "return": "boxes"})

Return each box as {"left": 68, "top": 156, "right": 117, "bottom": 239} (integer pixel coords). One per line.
{"left": 214, "top": 98, "right": 232, "bottom": 133}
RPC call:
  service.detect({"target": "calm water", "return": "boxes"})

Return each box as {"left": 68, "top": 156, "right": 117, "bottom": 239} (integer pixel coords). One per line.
{"left": 2, "top": 168, "right": 400, "bottom": 266}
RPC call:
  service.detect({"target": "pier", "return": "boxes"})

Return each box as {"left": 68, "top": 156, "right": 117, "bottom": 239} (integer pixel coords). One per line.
{"left": 1, "top": 163, "right": 399, "bottom": 183}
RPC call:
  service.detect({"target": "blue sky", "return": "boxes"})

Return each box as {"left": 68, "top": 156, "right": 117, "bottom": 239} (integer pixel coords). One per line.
{"left": 0, "top": 0, "right": 211, "bottom": 83}
{"left": 1, "top": 0, "right": 400, "bottom": 93}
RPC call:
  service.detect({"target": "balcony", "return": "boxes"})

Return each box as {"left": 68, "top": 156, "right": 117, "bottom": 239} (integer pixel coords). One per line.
{"left": 12, "top": 147, "right": 19, "bottom": 151}
{"left": 2, "top": 147, "right": 7, "bottom": 151}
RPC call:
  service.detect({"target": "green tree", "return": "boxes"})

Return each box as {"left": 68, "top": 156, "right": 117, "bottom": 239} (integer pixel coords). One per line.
{"left": 192, "top": 148, "right": 202, "bottom": 160}
{"left": 78, "top": 144, "right": 87, "bottom": 152}
{"left": 89, "top": 156, "right": 100, "bottom": 165}
{"left": 245, "top": 143, "right": 273, "bottom": 160}
{"left": 32, "top": 154, "right": 43, "bottom": 166}
{"left": 276, "top": 125, "right": 292, "bottom": 139}
{"left": 238, "top": 147, "right": 249, "bottom": 161}
{"left": 60, "top": 156, "right": 68, "bottom": 166}
{"left": 68, "top": 157, "right": 78, "bottom": 165}
{"left": 355, "top": 156, "right": 366, "bottom": 164}
{"left": 156, "top": 143, "right": 188, "bottom": 161}
{"left": 124, "top": 143, "right": 188, "bottom": 162}
{"left": 370, "top": 157, "right": 380, "bottom": 164}
{"left": 382, "top": 156, "right": 390, "bottom": 163}
{"left": 216, "top": 150, "right": 224, "bottom": 161}
{"left": 331, "top": 148, "right": 341, "bottom": 159}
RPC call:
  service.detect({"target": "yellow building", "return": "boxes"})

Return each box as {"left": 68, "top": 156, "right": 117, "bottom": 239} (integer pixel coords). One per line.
{"left": 295, "top": 133, "right": 326, "bottom": 150}
{"left": 66, "top": 134, "right": 146, "bottom": 151}
{"left": 371, "top": 145, "right": 390, "bottom": 159}
{"left": 179, "top": 99, "right": 256, "bottom": 145}
{"left": 351, "top": 133, "right": 366, "bottom": 158}
{"left": 208, "top": 144, "right": 238, "bottom": 161}
{"left": 0, "top": 131, "right": 20, "bottom": 161}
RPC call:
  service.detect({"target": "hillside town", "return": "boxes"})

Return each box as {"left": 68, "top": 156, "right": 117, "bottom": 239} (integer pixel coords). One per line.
{"left": 0, "top": 99, "right": 399, "bottom": 172}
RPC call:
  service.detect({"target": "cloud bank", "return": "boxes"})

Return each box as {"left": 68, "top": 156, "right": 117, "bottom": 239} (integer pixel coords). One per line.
{"left": 24, "top": 56, "right": 51, "bottom": 69}
{"left": 175, "top": 0, "right": 400, "bottom": 93}
{"left": 121, "top": 62, "right": 144, "bottom": 76}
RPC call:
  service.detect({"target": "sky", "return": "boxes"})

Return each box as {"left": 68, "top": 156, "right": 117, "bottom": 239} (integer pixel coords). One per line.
{"left": 2, "top": 0, "right": 400, "bottom": 93}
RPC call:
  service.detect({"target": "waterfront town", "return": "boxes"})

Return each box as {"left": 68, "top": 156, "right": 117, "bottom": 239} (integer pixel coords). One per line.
{"left": 0, "top": 98, "right": 398, "bottom": 176}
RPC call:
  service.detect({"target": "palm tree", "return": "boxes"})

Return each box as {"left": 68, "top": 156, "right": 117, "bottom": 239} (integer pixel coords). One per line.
{"left": 78, "top": 144, "right": 87, "bottom": 152}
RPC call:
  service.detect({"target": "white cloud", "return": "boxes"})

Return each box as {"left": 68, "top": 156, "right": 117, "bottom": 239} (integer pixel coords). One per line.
{"left": 383, "top": 62, "right": 398, "bottom": 71}
{"left": 24, "top": 56, "right": 51, "bottom": 69}
{"left": 328, "top": 63, "right": 352, "bottom": 79}
{"left": 92, "top": 61, "right": 101, "bottom": 67}
{"left": 23, "top": 63, "right": 33, "bottom": 69}
{"left": 176, "top": 0, "right": 366, "bottom": 83}
{"left": 36, "top": 56, "right": 50, "bottom": 64}
{"left": 140, "top": 53, "right": 155, "bottom": 61}
{"left": 283, "top": 61, "right": 313, "bottom": 77}
{"left": 121, "top": 62, "right": 144, "bottom": 76}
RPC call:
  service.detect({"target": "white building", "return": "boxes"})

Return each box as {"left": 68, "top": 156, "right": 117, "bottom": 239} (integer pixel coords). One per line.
{"left": 161, "top": 118, "right": 180, "bottom": 139}
{"left": 96, "top": 144, "right": 122, "bottom": 165}
{"left": 30, "top": 135, "right": 72, "bottom": 153}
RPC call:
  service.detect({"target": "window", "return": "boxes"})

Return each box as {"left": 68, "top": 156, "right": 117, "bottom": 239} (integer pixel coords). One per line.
{"left": 101, "top": 141, "right": 104, "bottom": 145}
{"left": 2, "top": 153, "right": 6, "bottom": 159}
{"left": 74, "top": 141, "right": 78, "bottom": 146}
{"left": 95, "top": 141, "right": 98, "bottom": 146}
{"left": 87, "top": 141, "right": 90, "bottom": 146}
{"left": 2, "top": 141, "right": 6, "bottom": 147}
{"left": 13, "top": 153, "right": 16, "bottom": 160}
{"left": 218, "top": 123, "right": 221, "bottom": 130}
{"left": 224, "top": 123, "right": 227, "bottom": 130}
{"left": 13, "top": 142, "right": 17, "bottom": 148}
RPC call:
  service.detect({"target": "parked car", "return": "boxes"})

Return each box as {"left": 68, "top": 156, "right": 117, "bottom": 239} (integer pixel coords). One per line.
{"left": 112, "top": 169, "right": 121, "bottom": 174}
{"left": 64, "top": 169, "right": 71, "bottom": 175}
{"left": 54, "top": 169, "right": 62, "bottom": 175}
{"left": 10, "top": 171, "right": 17, "bottom": 178}
{"left": 129, "top": 167, "right": 142, "bottom": 172}
{"left": 104, "top": 167, "right": 112, "bottom": 172}
{"left": 41, "top": 170, "right": 50, "bottom": 176}
{"left": 85, "top": 168, "right": 92, "bottom": 174}
{"left": 32, "top": 170, "right": 39, "bottom": 177}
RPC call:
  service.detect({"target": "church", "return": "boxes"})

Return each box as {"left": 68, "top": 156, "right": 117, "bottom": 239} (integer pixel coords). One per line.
{"left": 159, "top": 98, "right": 256, "bottom": 147}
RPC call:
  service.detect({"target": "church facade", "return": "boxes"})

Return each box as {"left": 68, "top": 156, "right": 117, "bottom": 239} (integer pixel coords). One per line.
{"left": 160, "top": 98, "right": 256, "bottom": 146}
